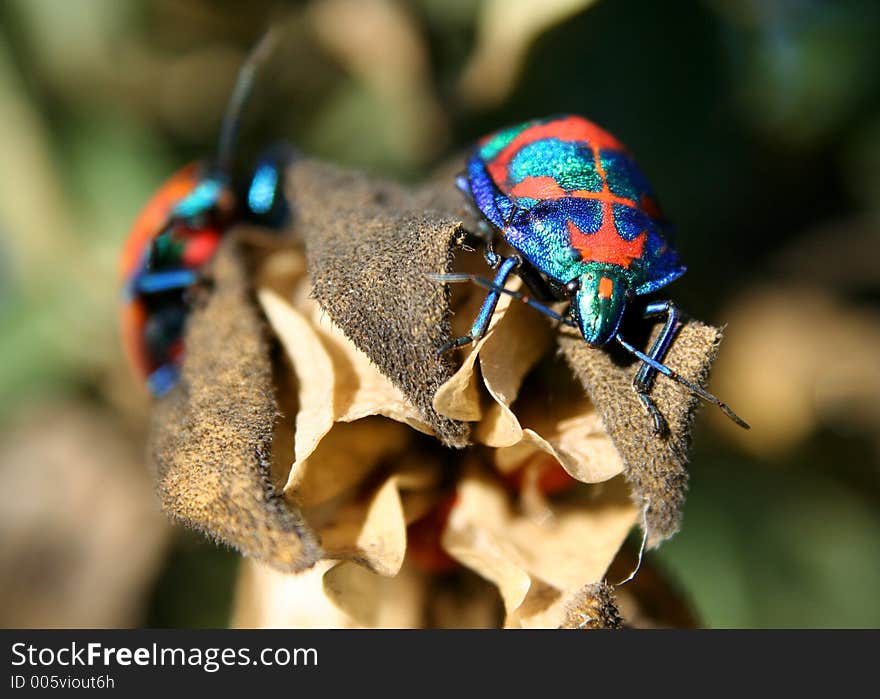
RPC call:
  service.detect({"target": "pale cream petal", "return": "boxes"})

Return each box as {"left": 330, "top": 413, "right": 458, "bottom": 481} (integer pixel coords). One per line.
{"left": 322, "top": 560, "right": 425, "bottom": 629}
{"left": 232, "top": 560, "right": 356, "bottom": 629}
{"left": 440, "top": 463, "right": 535, "bottom": 616}
{"left": 442, "top": 464, "right": 638, "bottom": 628}
{"left": 263, "top": 284, "right": 432, "bottom": 508}
{"left": 432, "top": 280, "right": 512, "bottom": 421}
{"left": 311, "top": 476, "right": 407, "bottom": 577}
{"left": 434, "top": 276, "right": 623, "bottom": 484}
{"left": 434, "top": 276, "right": 549, "bottom": 424}
{"left": 286, "top": 417, "right": 409, "bottom": 508}
{"left": 258, "top": 288, "right": 336, "bottom": 485}
{"left": 474, "top": 288, "right": 553, "bottom": 447}
{"left": 494, "top": 420, "right": 624, "bottom": 484}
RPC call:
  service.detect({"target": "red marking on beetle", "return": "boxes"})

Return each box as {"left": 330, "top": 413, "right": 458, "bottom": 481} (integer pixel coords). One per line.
{"left": 485, "top": 116, "right": 663, "bottom": 267}
{"left": 510, "top": 175, "right": 639, "bottom": 209}
{"left": 551, "top": 119, "right": 648, "bottom": 265}
{"left": 506, "top": 142, "right": 651, "bottom": 263}
{"left": 509, "top": 175, "right": 568, "bottom": 200}
{"left": 182, "top": 228, "right": 222, "bottom": 268}
{"left": 598, "top": 276, "right": 614, "bottom": 299}
{"left": 567, "top": 217, "right": 646, "bottom": 268}
{"left": 487, "top": 116, "right": 624, "bottom": 191}
{"left": 119, "top": 164, "right": 201, "bottom": 281}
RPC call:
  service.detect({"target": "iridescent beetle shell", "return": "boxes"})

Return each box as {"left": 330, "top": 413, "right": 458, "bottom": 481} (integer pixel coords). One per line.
{"left": 449, "top": 114, "right": 748, "bottom": 432}
{"left": 463, "top": 114, "right": 686, "bottom": 346}
{"left": 120, "top": 165, "right": 234, "bottom": 396}
{"left": 120, "top": 152, "right": 291, "bottom": 397}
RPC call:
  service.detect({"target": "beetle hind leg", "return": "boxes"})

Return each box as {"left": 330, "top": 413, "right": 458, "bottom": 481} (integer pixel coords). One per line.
{"left": 632, "top": 300, "right": 682, "bottom": 435}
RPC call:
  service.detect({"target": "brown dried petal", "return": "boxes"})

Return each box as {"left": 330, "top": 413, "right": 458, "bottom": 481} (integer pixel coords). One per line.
{"left": 150, "top": 236, "right": 321, "bottom": 572}
{"left": 559, "top": 320, "right": 723, "bottom": 547}
{"left": 287, "top": 159, "right": 469, "bottom": 447}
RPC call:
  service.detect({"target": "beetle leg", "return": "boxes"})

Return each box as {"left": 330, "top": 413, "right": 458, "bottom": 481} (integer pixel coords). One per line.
{"left": 637, "top": 392, "right": 668, "bottom": 437}
{"left": 516, "top": 263, "right": 558, "bottom": 302}
{"left": 632, "top": 300, "right": 682, "bottom": 435}
{"left": 426, "top": 270, "right": 576, "bottom": 328}
{"left": 460, "top": 220, "right": 498, "bottom": 266}
{"left": 434, "top": 256, "right": 520, "bottom": 355}
{"left": 134, "top": 269, "right": 199, "bottom": 295}
{"left": 618, "top": 333, "right": 750, "bottom": 431}
{"left": 482, "top": 238, "right": 503, "bottom": 268}
{"left": 454, "top": 174, "right": 500, "bottom": 267}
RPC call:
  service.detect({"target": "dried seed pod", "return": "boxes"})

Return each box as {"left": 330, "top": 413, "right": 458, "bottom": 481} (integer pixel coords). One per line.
{"left": 148, "top": 158, "right": 730, "bottom": 626}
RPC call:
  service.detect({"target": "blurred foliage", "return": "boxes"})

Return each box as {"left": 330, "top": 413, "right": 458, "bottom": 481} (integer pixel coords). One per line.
{"left": 146, "top": 530, "right": 240, "bottom": 629}
{"left": 0, "top": 0, "right": 878, "bottom": 628}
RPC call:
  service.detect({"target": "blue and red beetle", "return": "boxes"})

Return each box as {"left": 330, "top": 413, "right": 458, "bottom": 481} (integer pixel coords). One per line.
{"left": 434, "top": 115, "right": 748, "bottom": 434}
{"left": 120, "top": 31, "right": 291, "bottom": 397}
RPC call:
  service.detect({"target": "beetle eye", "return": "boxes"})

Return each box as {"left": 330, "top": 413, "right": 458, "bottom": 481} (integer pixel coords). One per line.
{"left": 565, "top": 279, "right": 579, "bottom": 293}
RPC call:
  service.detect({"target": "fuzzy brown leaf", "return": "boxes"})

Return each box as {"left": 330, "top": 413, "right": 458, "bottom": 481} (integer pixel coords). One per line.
{"left": 287, "top": 159, "right": 470, "bottom": 447}
{"left": 559, "top": 321, "right": 722, "bottom": 547}
{"left": 149, "top": 236, "right": 321, "bottom": 572}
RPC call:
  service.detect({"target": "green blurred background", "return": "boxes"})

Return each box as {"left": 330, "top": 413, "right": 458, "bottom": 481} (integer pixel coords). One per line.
{"left": 1, "top": 0, "right": 878, "bottom": 628}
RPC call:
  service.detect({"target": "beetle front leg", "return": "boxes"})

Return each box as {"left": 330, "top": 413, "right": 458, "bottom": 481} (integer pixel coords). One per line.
{"left": 455, "top": 173, "right": 500, "bottom": 267}
{"left": 434, "top": 256, "right": 520, "bottom": 354}
{"left": 485, "top": 238, "right": 503, "bottom": 268}
{"left": 633, "top": 300, "right": 682, "bottom": 435}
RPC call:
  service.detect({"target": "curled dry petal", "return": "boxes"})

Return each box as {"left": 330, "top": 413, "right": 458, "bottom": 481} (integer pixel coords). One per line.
{"left": 434, "top": 277, "right": 625, "bottom": 484}
{"left": 441, "top": 462, "right": 637, "bottom": 628}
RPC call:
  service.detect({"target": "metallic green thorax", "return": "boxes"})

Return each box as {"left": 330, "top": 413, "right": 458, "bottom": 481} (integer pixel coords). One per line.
{"left": 570, "top": 264, "right": 629, "bottom": 347}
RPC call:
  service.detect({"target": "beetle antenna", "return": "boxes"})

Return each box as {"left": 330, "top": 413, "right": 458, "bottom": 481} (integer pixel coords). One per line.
{"left": 215, "top": 26, "right": 281, "bottom": 174}
{"left": 615, "top": 335, "right": 750, "bottom": 429}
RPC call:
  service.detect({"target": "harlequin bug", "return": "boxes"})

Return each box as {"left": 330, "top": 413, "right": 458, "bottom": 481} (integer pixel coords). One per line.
{"left": 431, "top": 115, "right": 748, "bottom": 435}
{"left": 120, "top": 30, "right": 292, "bottom": 396}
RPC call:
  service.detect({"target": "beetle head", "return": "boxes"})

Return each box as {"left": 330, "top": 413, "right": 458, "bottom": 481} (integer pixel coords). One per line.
{"left": 568, "top": 266, "right": 629, "bottom": 348}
